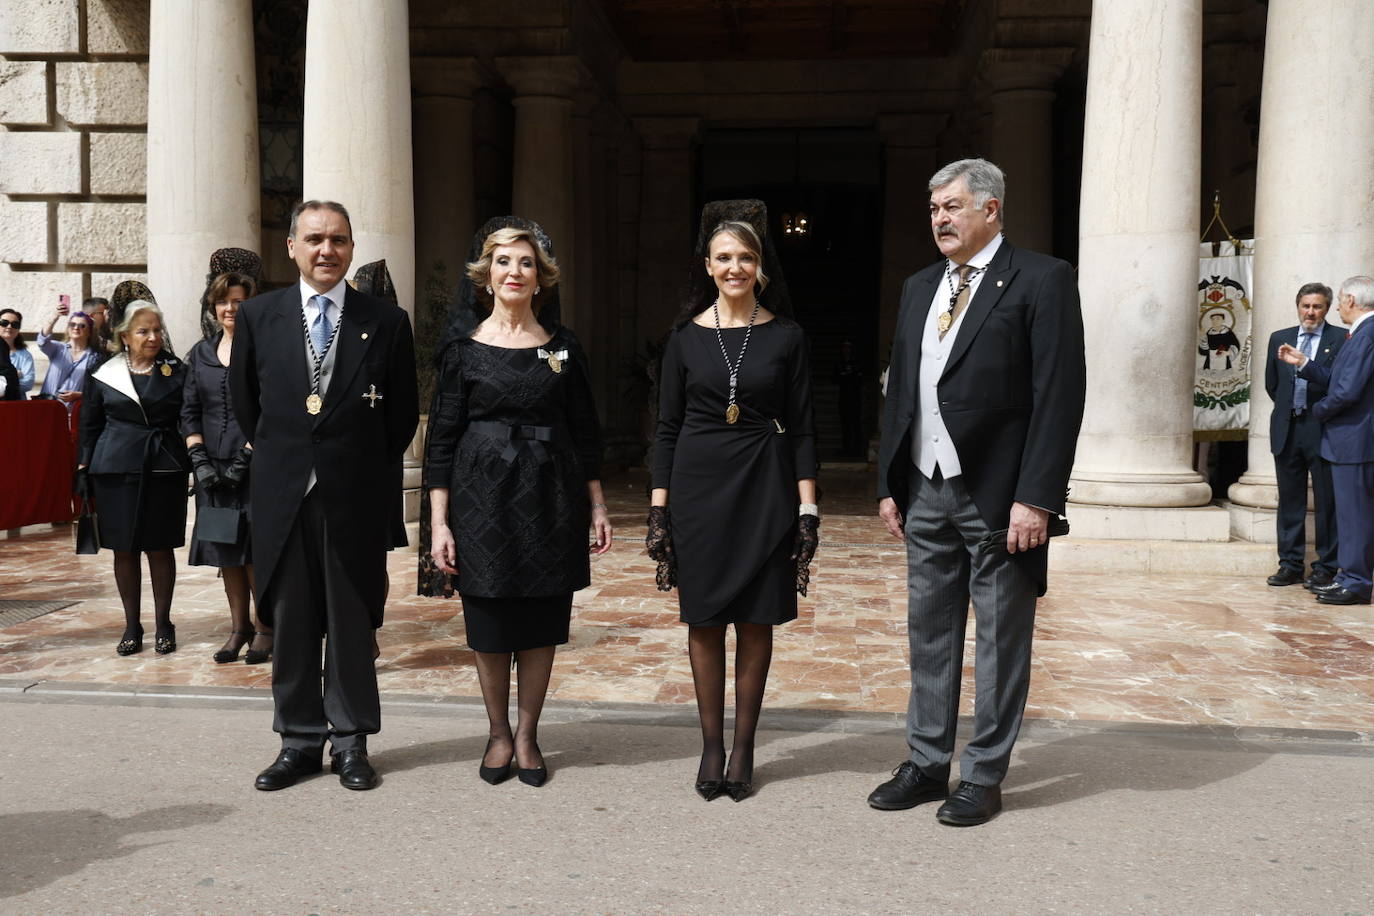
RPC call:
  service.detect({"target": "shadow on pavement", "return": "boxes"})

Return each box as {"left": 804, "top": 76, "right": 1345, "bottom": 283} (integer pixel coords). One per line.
{"left": 0, "top": 804, "right": 233, "bottom": 899}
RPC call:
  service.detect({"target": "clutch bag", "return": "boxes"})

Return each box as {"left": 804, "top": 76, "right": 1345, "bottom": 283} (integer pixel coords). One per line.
{"left": 194, "top": 505, "right": 243, "bottom": 545}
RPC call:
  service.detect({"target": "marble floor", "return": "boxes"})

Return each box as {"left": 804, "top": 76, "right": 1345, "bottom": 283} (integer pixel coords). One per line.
{"left": 3, "top": 468, "right": 1372, "bottom": 737}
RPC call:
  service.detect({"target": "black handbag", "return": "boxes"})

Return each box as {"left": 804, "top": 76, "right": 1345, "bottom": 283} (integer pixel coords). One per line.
{"left": 194, "top": 505, "right": 243, "bottom": 545}
{"left": 74, "top": 498, "right": 100, "bottom": 555}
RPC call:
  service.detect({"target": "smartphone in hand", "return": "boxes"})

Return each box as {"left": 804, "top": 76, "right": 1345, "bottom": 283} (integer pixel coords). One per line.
{"left": 58, "top": 294, "right": 71, "bottom": 315}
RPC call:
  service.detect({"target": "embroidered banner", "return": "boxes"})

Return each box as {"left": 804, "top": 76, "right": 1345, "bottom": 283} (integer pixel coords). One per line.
{"left": 1194, "top": 240, "right": 1254, "bottom": 433}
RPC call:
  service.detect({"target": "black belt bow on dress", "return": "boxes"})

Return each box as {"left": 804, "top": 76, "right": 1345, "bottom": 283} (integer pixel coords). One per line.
{"left": 465, "top": 420, "right": 563, "bottom": 465}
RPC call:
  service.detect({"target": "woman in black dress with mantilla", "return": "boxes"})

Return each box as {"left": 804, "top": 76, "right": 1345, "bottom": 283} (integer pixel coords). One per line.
{"left": 648, "top": 200, "right": 820, "bottom": 802}
{"left": 426, "top": 218, "right": 613, "bottom": 788}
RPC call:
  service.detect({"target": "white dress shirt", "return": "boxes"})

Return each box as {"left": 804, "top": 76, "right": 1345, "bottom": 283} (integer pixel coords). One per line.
{"left": 911, "top": 232, "right": 1004, "bottom": 479}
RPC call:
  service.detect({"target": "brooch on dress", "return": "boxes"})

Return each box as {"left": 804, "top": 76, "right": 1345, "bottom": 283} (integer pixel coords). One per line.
{"left": 537, "top": 347, "right": 569, "bottom": 374}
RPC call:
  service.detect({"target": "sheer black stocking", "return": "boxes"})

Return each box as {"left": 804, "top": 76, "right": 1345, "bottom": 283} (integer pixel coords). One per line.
{"left": 145, "top": 549, "right": 176, "bottom": 634}
{"left": 513, "top": 646, "right": 555, "bottom": 769}
{"left": 219, "top": 565, "right": 253, "bottom": 653}
{"left": 111, "top": 550, "right": 142, "bottom": 634}
{"left": 727, "top": 623, "right": 774, "bottom": 784}
{"left": 473, "top": 650, "right": 515, "bottom": 768}
{"left": 688, "top": 624, "right": 728, "bottom": 783}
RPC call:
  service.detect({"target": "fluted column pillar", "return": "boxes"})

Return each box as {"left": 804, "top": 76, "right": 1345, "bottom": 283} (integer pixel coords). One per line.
{"left": 634, "top": 117, "right": 699, "bottom": 341}
{"left": 877, "top": 114, "right": 945, "bottom": 363}
{"left": 412, "top": 57, "right": 486, "bottom": 291}
{"left": 303, "top": 0, "right": 415, "bottom": 317}
{"left": 146, "top": 0, "right": 259, "bottom": 352}
{"left": 1070, "top": 0, "right": 1216, "bottom": 529}
{"left": 1229, "top": 0, "right": 1374, "bottom": 511}
{"left": 498, "top": 56, "right": 582, "bottom": 326}
{"left": 984, "top": 49, "right": 1072, "bottom": 256}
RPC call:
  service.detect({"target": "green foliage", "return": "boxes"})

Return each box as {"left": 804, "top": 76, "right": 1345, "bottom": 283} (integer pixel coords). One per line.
{"left": 415, "top": 260, "right": 452, "bottom": 412}
{"left": 1194, "top": 383, "right": 1250, "bottom": 410}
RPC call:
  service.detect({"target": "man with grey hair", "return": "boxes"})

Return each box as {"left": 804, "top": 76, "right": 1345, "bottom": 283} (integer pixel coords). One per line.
{"left": 872, "top": 157, "right": 1085, "bottom": 825}
{"left": 1263, "top": 282, "right": 1344, "bottom": 590}
{"left": 1278, "top": 275, "right": 1374, "bottom": 605}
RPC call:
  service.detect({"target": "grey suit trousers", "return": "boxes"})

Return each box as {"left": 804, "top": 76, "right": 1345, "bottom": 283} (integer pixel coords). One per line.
{"left": 903, "top": 469, "right": 1038, "bottom": 787}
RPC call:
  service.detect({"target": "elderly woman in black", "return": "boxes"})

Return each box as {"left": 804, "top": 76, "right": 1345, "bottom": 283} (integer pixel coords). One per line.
{"left": 79, "top": 298, "right": 189, "bottom": 655}
{"left": 648, "top": 200, "right": 819, "bottom": 802}
{"left": 182, "top": 250, "right": 272, "bottom": 664}
{"left": 426, "top": 218, "right": 612, "bottom": 788}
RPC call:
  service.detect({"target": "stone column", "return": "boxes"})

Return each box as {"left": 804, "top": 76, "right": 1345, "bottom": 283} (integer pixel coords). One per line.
{"left": 302, "top": 0, "right": 415, "bottom": 318}
{"left": 1228, "top": 0, "right": 1374, "bottom": 518}
{"left": 1070, "top": 0, "right": 1220, "bottom": 538}
{"left": 497, "top": 56, "right": 582, "bottom": 326}
{"left": 146, "top": 0, "right": 259, "bottom": 352}
{"left": 877, "top": 114, "right": 945, "bottom": 364}
{"left": 633, "top": 117, "right": 699, "bottom": 341}
{"left": 411, "top": 57, "right": 485, "bottom": 295}
{"left": 983, "top": 49, "right": 1072, "bottom": 256}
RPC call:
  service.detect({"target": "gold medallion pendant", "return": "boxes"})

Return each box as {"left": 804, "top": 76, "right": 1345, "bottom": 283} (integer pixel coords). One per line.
{"left": 306, "top": 393, "right": 323, "bottom": 415}
{"left": 160, "top": 364, "right": 172, "bottom": 376}
{"left": 548, "top": 353, "right": 562, "bottom": 373}
{"left": 937, "top": 311, "right": 953, "bottom": 333}
{"left": 725, "top": 403, "right": 740, "bottom": 424}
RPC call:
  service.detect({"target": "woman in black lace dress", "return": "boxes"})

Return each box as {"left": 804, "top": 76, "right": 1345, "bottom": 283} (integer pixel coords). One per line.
{"left": 426, "top": 220, "right": 612, "bottom": 788}
{"left": 648, "top": 200, "right": 819, "bottom": 802}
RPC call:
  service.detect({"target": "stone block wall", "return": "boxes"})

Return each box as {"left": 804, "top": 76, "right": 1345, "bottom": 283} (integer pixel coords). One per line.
{"left": 0, "top": 0, "right": 149, "bottom": 336}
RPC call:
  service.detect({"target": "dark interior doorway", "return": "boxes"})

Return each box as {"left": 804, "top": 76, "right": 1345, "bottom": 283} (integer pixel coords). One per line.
{"left": 698, "top": 128, "right": 883, "bottom": 461}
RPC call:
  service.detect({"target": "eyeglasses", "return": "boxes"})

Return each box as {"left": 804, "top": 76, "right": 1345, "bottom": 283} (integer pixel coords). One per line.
{"left": 69, "top": 323, "right": 89, "bottom": 331}
{"left": 0, "top": 319, "right": 20, "bottom": 329}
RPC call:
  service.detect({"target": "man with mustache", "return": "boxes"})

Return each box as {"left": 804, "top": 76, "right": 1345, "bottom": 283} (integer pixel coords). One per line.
{"left": 871, "top": 158, "right": 1086, "bottom": 825}
{"left": 231, "top": 200, "right": 419, "bottom": 790}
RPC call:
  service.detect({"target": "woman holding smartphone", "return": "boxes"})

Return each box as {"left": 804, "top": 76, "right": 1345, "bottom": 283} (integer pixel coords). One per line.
{"left": 36, "top": 296, "right": 99, "bottom": 410}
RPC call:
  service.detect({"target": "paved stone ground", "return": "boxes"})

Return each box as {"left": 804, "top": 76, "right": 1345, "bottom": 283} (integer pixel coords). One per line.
{"left": 2, "top": 688, "right": 1372, "bottom": 915}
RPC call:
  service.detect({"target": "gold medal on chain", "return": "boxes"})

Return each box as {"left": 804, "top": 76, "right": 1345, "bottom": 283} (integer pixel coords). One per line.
{"left": 306, "top": 393, "right": 323, "bottom": 415}
{"left": 725, "top": 403, "right": 740, "bottom": 424}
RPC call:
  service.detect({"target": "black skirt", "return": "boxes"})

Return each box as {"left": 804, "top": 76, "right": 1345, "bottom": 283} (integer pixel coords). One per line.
{"left": 92, "top": 472, "right": 187, "bottom": 552}
{"left": 188, "top": 458, "right": 251, "bottom": 567}
{"left": 687, "top": 530, "right": 797, "bottom": 628}
{"left": 459, "top": 592, "right": 572, "bottom": 653}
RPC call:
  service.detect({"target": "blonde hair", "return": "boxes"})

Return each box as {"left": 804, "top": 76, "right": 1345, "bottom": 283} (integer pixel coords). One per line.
{"left": 110, "top": 300, "right": 164, "bottom": 353}
{"left": 707, "top": 220, "right": 770, "bottom": 292}
{"left": 466, "top": 227, "right": 560, "bottom": 306}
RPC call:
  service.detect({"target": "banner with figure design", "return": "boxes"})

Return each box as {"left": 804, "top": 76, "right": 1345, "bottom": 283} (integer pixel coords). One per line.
{"left": 1194, "top": 240, "right": 1254, "bottom": 434}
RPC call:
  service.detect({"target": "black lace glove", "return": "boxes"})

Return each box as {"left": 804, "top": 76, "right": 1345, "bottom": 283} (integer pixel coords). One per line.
{"left": 792, "top": 514, "right": 820, "bottom": 596}
{"left": 645, "top": 505, "right": 677, "bottom": 591}
{"left": 217, "top": 445, "right": 252, "bottom": 490}
{"left": 188, "top": 443, "right": 218, "bottom": 492}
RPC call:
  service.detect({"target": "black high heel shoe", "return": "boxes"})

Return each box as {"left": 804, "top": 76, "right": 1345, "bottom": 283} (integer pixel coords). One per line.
{"left": 479, "top": 738, "right": 514, "bottom": 785}
{"left": 695, "top": 777, "right": 725, "bottom": 801}
{"left": 116, "top": 627, "right": 144, "bottom": 656}
{"left": 244, "top": 631, "right": 273, "bottom": 665}
{"left": 213, "top": 629, "right": 254, "bottom": 664}
{"left": 516, "top": 743, "right": 548, "bottom": 787}
{"left": 154, "top": 624, "right": 176, "bottom": 655}
{"left": 724, "top": 757, "right": 754, "bottom": 802}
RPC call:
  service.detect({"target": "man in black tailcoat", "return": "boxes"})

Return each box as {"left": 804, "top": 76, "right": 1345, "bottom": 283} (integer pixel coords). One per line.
{"left": 870, "top": 158, "right": 1086, "bottom": 825}
{"left": 230, "top": 200, "right": 418, "bottom": 791}
{"left": 1263, "top": 282, "right": 1344, "bottom": 590}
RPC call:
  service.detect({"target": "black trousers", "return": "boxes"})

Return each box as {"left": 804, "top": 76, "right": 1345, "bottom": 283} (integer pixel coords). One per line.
{"left": 266, "top": 490, "right": 380, "bottom": 754}
{"left": 1274, "top": 415, "right": 1337, "bottom": 576}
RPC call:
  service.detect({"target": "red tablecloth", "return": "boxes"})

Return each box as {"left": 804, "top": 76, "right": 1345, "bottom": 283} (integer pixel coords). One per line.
{"left": 0, "top": 400, "right": 78, "bottom": 529}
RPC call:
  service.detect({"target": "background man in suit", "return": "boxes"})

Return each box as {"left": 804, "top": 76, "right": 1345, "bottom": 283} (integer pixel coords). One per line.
{"left": 231, "top": 200, "right": 419, "bottom": 790}
{"left": 1264, "top": 283, "right": 1344, "bottom": 590}
{"left": 1279, "top": 275, "right": 1374, "bottom": 606}
{"left": 871, "top": 158, "right": 1085, "bottom": 826}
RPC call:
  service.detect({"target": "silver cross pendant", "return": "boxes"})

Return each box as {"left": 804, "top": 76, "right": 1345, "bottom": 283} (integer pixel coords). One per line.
{"left": 361, "top": 384, "right": 384, "bottom": 408}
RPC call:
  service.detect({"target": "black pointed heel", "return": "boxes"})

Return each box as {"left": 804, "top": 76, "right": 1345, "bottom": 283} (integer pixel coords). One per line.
{"left": 244, "top": 631, "right": 273, "bottom": 665}
{"left": 516, "top": 743, "right": 547, "bottom": 787}
{"left": 479, "top": 738, "right": 513, "bottom": 785}
{"left": 723, "top": 779, "right": 753, "bottom": 802}
{"left": 213, "top": 629, "right": 254, "bottom": 664}
{"left": 116, "top": 627, "right": 144, "bottom": 656}
{"left": 695, "top": 779, "right": 725, "bottom": 801}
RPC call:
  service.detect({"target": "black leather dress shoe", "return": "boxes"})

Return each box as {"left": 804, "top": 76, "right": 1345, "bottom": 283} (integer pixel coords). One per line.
{"left": 333, "top": 749, "right": 379, "bottom": 790}
{"left": 1316, "top": 585, "right": 1371, "bottom": 605}
{"left": 254, "top": 748, "right": 322, "bottom": 791}
{"left": 1266, "top": 566, "right": 1305, "bottom": 587}
{"left": 1304, "top": 571, "right": 1335, "bottom": 591}
{"left": 936, "top": 781, "right": 1002, "bottom": 826}
{"left": 867, "top": 761, "right": 949, "bottom": 810}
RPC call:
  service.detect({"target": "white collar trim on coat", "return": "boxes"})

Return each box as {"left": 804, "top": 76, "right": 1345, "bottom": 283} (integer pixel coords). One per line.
{"left": 92, "top": 353, "right": 140, "bottom": 405}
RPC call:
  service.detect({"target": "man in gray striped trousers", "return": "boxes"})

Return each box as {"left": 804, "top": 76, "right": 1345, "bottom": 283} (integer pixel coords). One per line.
{"left": 872, "top": 158, "right": 1086, "bottom": 826}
